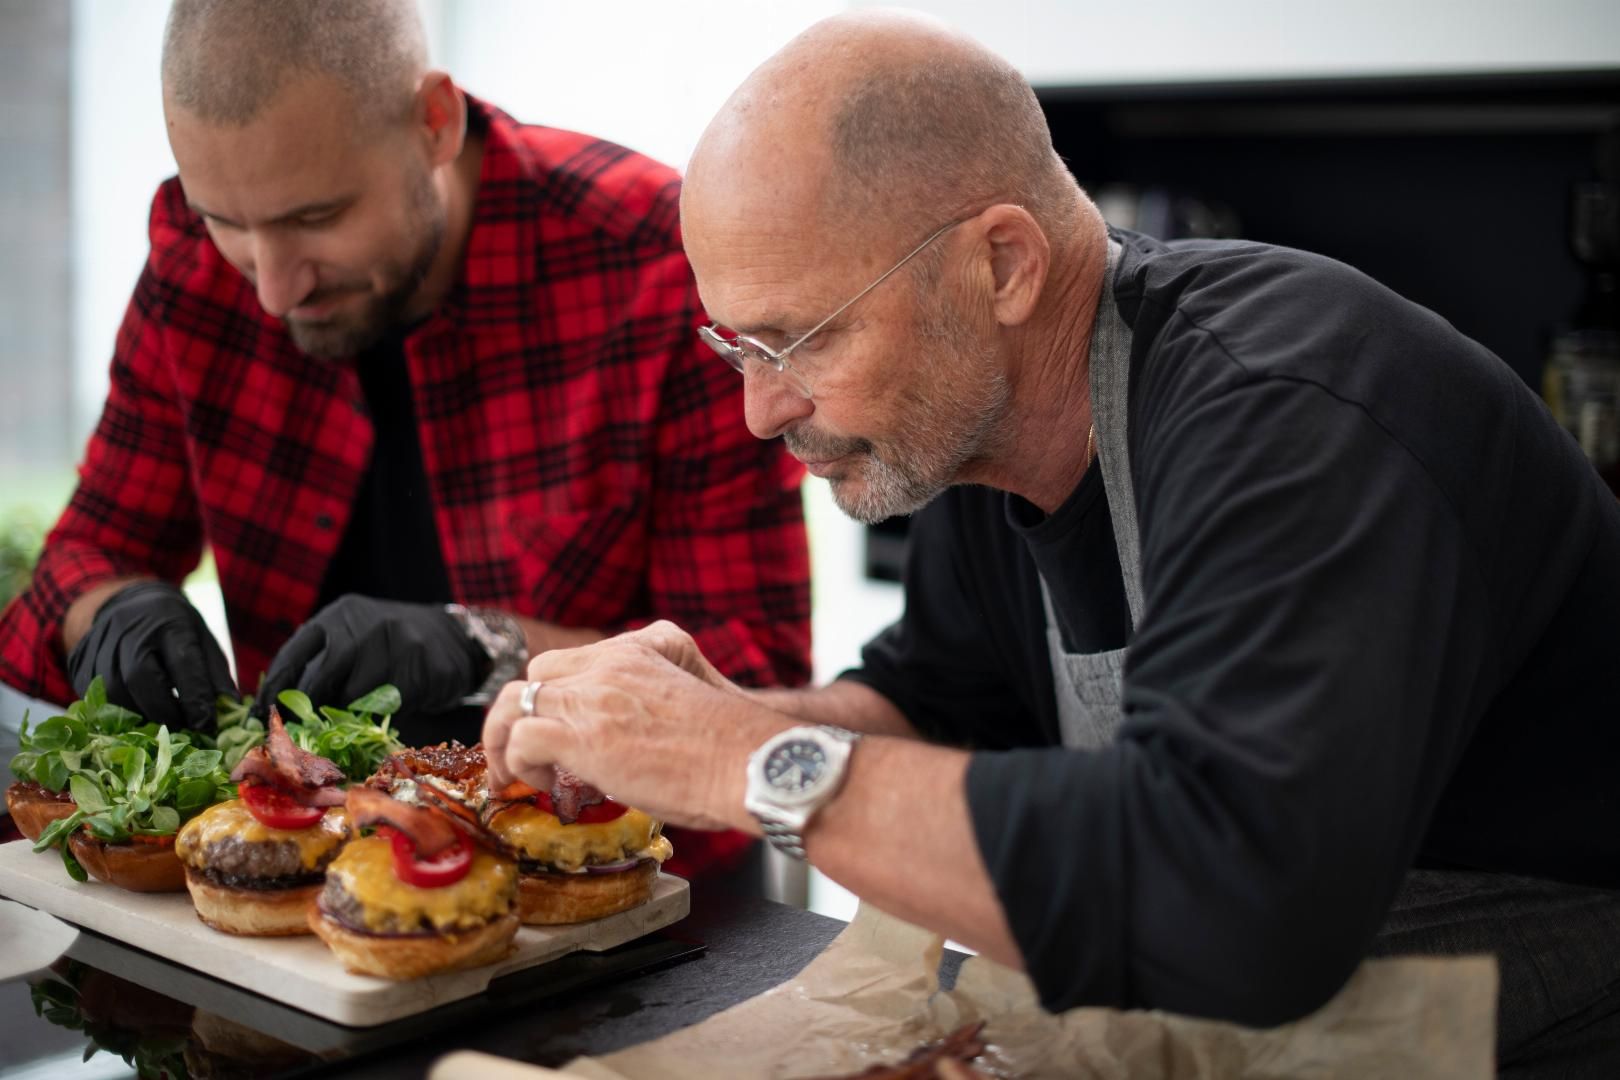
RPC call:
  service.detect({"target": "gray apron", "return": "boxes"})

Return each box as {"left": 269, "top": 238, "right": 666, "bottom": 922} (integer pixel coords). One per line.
{"left": 1041, "top": 238, "right": 1143, "bottom": 750}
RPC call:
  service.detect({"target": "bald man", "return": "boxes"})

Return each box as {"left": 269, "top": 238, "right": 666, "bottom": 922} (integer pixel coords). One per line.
{"left": 481, "top": 10, "right": 1620, "bottom": 1066}
{"left": 0, "top": 0, "right": 811, "bottom": 884}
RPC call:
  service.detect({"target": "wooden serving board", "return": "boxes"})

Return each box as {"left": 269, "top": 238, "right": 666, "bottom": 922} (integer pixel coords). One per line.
{"left": 0, "top": 839, "right": 689, "bottom": 1027}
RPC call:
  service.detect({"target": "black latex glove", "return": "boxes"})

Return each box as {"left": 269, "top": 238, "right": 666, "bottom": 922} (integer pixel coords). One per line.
{"left": 67, "top": 580, "right": 238, "bottom": 732}
{"left": 256, "top": 595, "right": 488, "bottom": 720}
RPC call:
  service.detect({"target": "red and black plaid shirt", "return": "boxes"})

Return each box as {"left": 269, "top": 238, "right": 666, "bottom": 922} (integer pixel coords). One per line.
{"left": 0, "top": 99, "right": 811, "bottom": 878}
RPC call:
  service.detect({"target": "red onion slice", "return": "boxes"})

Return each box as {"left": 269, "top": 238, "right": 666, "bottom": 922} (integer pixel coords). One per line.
{"left": 583, "top": 857, "right": 645, "bottom": 874}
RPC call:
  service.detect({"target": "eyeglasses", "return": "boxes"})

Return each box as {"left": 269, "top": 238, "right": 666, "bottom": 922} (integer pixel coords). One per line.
{"left": 697, "top": 217, "right": 966, "bottom": 399}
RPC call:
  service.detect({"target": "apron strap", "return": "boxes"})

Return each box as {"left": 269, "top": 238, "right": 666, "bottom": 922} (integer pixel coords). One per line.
{"left": 1090, "top": 238, "right": 1145, "bottom": 632}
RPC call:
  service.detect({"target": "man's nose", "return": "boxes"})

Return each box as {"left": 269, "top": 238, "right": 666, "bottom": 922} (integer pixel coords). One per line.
{"left": 249, "top": 234, "right": 316, "bottom": 317}
{"left": 742, "top": 363, "right": 814, "bottom": 441}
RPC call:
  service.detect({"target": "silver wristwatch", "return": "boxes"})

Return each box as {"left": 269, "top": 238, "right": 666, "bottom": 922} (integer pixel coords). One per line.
{"left": 444, "top": 603, "right": 529, "bottom": 705}
{"left": 744, "top": 725, "right": 862, "bottom": 861}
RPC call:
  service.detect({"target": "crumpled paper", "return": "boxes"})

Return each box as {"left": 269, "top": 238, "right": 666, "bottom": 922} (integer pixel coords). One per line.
{"left": 432, "top": 902, "right": 1497, "bottom": 1080}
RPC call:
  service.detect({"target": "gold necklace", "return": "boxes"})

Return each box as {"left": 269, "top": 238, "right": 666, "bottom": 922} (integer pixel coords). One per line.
{"left": 1086, "top": 423, "right": 1097, "bottom": 469}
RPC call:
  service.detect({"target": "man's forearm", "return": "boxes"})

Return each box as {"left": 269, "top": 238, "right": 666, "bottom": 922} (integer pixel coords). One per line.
{"left": 60, "top": 576, "right": 151, "bottom": 654}
{"left": 705, "top": 722, "right": 1019, "bottom": 966}
{"left": 749, "top": 679, "right": 920, "bottom": 738}
{"left": 813, "top": 737, "right": 1019, "bottom": 965}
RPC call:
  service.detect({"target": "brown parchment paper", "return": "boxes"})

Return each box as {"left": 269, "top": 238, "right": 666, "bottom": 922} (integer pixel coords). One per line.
{"left": 431, "top": 901, "right": 1498, "bottom": 1080}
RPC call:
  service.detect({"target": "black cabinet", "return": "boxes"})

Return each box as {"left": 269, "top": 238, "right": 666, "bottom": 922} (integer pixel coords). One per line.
{"left": 863, "top": 68, "right": 1620, "bottom": 581}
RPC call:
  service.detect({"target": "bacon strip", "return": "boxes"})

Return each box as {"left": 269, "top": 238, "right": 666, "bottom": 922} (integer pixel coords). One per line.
{"left": 413, "top": 775, "right": 482, "bottom": 831}
{"left": 493, "top": 779, "right": 540, "bottom": 801}
{"left": 230, "top": 708, "right": 344, "bottom": 805}
{"left": 267, "top": 707, "right": 344, "bottom": 788}
{"left": 298, "top": 785, "right": 350, "bottom": 808}
{"left": 804, "top": 1023, "right": 989, "bottom": 1080}
{"left": 345, "top": 786, "right": 462, "bottom": 857}
{"left": 229, "top": 750, "right": 288, "bottom": 789}
{"left": 549, "top": 768, "right": 605, "bottom": 825}
{"left": 487, "top": 771, "right": 605, "bottom": 825}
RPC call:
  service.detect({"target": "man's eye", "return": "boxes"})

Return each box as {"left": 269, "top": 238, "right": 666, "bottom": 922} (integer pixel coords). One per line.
{"left": 295, "top": 211, "right": 342, "bottom": 230}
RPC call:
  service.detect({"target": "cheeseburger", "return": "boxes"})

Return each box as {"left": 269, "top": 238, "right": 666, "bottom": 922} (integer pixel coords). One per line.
{"left": 481, "top": 769, "right": 673, "bottom": 925}
{"left": 310, "top": 785, "right": 519, "bottom": 979}
{"left": 175, "top": 709, "right": 349, "bottom": 935}
{"left": 366, "top": 745, "right": 671, "bottom": 926}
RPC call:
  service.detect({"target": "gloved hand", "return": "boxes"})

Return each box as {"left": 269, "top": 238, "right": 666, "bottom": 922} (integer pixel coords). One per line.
{"left": 67, "top": 580, "right": 238, "bottom": 732}
{"left": 257, "top": 595, "right": 488, "bottom": 719}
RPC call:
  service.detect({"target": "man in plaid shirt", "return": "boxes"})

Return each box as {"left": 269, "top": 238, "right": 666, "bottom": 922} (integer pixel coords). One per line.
{"left": 0, "top": 0, "right": 811, "bottom": 882}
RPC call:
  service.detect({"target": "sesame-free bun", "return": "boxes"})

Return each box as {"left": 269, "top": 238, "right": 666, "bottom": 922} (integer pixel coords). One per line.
{"left": 182, "top": 868, "right": 321, "bottom": 936}
{"left": 307, "top": 908, "right": 520, "bottom": 979}
{"left": 6, "top": 782, "right": 77, "bottom": 842}
{"left": 68, "top": 831, "right": 187, "bottom": 892}
{"left": 517, "top": 859, "right": 658, "bottom": 925}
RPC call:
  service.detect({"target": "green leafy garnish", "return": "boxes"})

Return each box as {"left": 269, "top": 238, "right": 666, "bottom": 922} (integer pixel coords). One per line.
{"left": 10, "top": 678, "right": 404, "bottom": 881}
{"left": 16, "top": 679, "right": 236, "bottom": 880}
{"left": 210, "top": 684, "right": 403, "bottom": 783}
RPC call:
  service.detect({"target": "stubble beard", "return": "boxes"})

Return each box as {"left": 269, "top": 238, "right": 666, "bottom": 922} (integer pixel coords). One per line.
{"left": 794, "top": 287, "right": 1011, "bottom": 525}
{"left": 284, "top": 167, "right": 447, "bottom": 360}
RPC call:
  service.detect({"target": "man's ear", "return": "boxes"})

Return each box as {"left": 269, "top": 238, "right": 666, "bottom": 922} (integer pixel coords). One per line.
{"left": 415, "top": 71, "right": 465, "bottom": 168}
{"left": 978, "top": 204, "right": 1050, "bottom": 328}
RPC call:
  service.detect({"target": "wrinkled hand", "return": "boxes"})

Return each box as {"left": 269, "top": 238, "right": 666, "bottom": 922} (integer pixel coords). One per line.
{"left": 481, "top": 632, "right": 782, "bottom": 832}
{"left": 258, "top": 595, "right": 486, "bottom": 718}
{"left": 550, "top": 620, "right": 742, "bottom": 696}
{"left": 67, "top": 581, "right": 237, "bottom": 731}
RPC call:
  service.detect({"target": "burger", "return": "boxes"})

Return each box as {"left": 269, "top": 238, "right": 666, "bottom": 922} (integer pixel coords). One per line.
{"left": 6, "top": 781, "right": 77, "bottom": 842}
{"left": 366, "top": 744, "right": 673, "bottom": 925}
{"left": 481, "top": 769, "right": 673, "bottom": 926}
{"left": 309, "top": 785, "right": 519, "bottom": 979}
{"left": 175, "top": 709, "right": 349, "bottom": 935}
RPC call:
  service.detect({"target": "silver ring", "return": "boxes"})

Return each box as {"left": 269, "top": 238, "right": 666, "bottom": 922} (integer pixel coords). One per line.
{"left": 519, "top": 680, "right": 544, "bottom": 716}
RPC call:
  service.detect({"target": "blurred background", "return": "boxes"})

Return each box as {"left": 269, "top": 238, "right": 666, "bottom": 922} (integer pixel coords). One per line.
{"left": 2, "top": 0, "right": 1618, "bottom": 917}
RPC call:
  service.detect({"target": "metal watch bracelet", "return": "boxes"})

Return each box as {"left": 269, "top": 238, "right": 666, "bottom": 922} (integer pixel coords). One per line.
{"left": 755, "top": 725, "right": 862, "bottom": 861}
{"left": 445, "top": 603, "right": 529, "bottom": 706}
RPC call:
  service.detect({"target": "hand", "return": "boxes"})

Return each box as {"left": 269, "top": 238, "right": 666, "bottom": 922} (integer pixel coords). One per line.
{"left": 536, "top": 619, "right": 740, "bottom": 696}
{"left": 481, "top": 634, "right": 783, "bottom": 832}
{"left": 258, "top": 595, "right": 487, "bottom": 718}
{"left": 66, "top": 581, "right": 237, "bottom": 731}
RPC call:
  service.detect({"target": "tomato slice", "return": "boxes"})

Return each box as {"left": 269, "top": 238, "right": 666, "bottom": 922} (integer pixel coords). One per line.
{"left": 240, "top": 782, "right": 327, "bottom": 830}
{"left": 534, "top": 792, "right": 629, "bottom": 825}
{"left": 388, "top": 829, "right": 472, "bottom": 888}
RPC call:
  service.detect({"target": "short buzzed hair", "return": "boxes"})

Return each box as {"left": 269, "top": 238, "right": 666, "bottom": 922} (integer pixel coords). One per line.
{"left": 162, "top": 0, "right": 428, "bottom": 127}
{"left": 828, "top": 57, "right": 1076, "bottom": 239}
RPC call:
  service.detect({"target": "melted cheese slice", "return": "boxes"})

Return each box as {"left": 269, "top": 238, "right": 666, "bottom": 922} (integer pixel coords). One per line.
{"left": 325, "top": 836, "right": 518, "bottom": 933}
{"left": 489, "top": 804, "right": 673, "bottom": 872}
{"left": 175, "top": 799, "right": 349, "bottom": 871}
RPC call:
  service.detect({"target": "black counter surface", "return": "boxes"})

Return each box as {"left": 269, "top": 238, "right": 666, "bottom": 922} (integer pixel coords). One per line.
{"left": 0, "top": 871, "right": 966, "bottom": 1079}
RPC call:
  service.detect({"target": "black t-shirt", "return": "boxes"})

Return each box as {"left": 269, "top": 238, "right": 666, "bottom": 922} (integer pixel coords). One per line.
{"left": 843, "top": 228, "right": 1620, "bottom": 1025}
{"left": 317, "top": 330, "right": 453, "bottom": 609}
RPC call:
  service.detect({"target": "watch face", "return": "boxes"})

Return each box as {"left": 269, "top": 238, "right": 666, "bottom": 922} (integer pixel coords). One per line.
{"left": 764, "top": 739, "right": 829, "bottom": 795}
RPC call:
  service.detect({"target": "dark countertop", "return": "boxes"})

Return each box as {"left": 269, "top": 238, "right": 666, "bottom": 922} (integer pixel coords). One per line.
{"left": 0, "top": 875, "right": 944, "bottom": 1079}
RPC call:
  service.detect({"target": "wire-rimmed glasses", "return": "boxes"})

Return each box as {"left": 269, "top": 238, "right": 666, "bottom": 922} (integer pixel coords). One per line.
{"left": 697, "top": 217, "right": 966, "bottom": 399}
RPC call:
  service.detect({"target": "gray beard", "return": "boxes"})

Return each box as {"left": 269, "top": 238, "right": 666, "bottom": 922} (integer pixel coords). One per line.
{"left": 794, "top": 290, "right": 1010, "bottom": 525}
